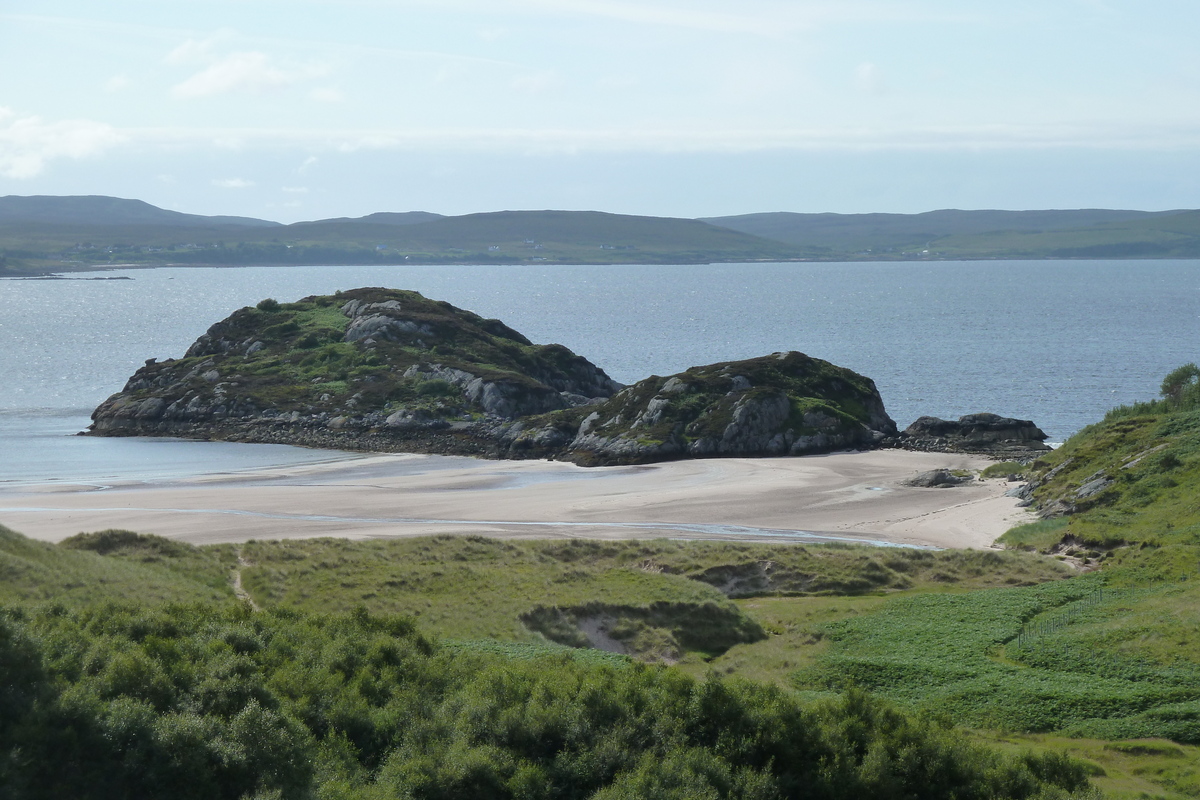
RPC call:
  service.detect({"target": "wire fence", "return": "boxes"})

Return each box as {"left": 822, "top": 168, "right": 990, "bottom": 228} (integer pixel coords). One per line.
{"left": 1012, "top": 587, "right": 1105, "bottom": 651}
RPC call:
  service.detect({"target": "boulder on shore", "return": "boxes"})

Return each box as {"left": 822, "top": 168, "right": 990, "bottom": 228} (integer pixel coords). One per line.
{"left": 904, "top": 468, "right": 971, "bottom": 488}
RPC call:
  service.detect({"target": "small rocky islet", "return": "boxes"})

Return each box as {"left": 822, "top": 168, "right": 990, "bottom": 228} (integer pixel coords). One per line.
{"left": 89, "top": 287, "right": 1049, "bottom": 465}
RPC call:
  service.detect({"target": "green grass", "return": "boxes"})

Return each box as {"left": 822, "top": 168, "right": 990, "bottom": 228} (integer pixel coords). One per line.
{"left": 968, "top": 731, "right": 1200, "bottom": 800}
{"left": 240, "top": 536, "right": 740, "bottom": 649}
{"left": 982, "top": 461, "right": 1029, "bottom": 479}
{"left": 237, "top": 537, "right": 1071, "bottom": 658}
{"left": 785, "top": 574, "right": 1200, "bottom": 742}
{"left": 0, "top": 525, "right": 236, "bottom": 607}
{"left": 999, "top": 518, "right": 1072, "bottom": 551}
{"left": 0, "top": 512, "right": 1177, "bottom": 795}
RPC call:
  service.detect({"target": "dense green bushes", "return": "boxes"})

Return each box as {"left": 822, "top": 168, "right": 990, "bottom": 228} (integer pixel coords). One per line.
{"left": 0, "top": 603, "right": 1096, "bottom": 800}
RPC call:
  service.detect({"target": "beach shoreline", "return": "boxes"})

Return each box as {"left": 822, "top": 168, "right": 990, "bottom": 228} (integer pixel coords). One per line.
{"left": 0, "top": 449, "right": 1033, "bottom": 549}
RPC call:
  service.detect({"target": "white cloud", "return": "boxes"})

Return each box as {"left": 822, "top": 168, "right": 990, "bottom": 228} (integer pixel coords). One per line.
{"left": 282, "top": 186, "right": 309, "bottom": 193}
{"left": 499, "top": 0, "right": 966, "bottom": 36}
{"left": 477, "top": 26, "right": 509, "bottom": 42}
{"left": 212, "top": 177, "right": 255, "bottom": 188}
{"left": 173, "top": 52, "right": 295, "bottom": 98}
{"left": 511, "top": 0, "right": 799, "bottom": 37}
{"left": 596, "top": 74, "right": 640, "bottom": 90}
{"left": 101, "top": 119, "right": 1200, "bottom": 163}
{"left": 104, "top": 74, "right": 131, "bottom": 93}
{"left": 165, "top": 34, "right": 230, "bottom": 66}
{"left": 511, "top": 70, "right": 566, "bottom": 94}
{"left": 310, "top": 87, "right": 344, "bottom": 103}
{"left": 855, "top": 62, "right": 887, "bottom": 95}
{"left": 0, "top": 109, "right": 124, "bottom": 179}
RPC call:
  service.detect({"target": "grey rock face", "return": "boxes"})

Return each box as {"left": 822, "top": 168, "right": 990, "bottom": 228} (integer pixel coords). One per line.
{"left": 402, "top": 364, "right": 573, "bottom": 419}
{"left": 1075, "top": 474, "right": 1113, "bottom": 499}
{"left": 344, "top": 314, "right": 434, "bottom": 343}
{"left": 718, "top": 392, "right": 791, "bottom": 453}
{"left": 513, "top": 351, "right": 899, "bottom": 465}
{"left": 340, "top": 298, "right": 437, "bottom": 343}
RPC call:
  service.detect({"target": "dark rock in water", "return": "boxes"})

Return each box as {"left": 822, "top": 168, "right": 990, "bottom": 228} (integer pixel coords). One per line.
{"left": 904, "top": 468, "right": 970, "bottom": 488}
{"left": 89, "top": 288, "right": 898, "bottom": 466}
{"left": 898, "top": 413, "right": 1050, "bottom": 456}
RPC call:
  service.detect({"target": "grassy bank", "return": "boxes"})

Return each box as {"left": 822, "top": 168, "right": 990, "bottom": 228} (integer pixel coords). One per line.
{"left": 0, "top": 527, "right": 1099, "bottom": 799}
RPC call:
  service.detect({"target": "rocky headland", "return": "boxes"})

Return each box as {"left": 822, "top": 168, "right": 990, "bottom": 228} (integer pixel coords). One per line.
{"left": 88, "top": 287, "right": 910, "bottom": 465}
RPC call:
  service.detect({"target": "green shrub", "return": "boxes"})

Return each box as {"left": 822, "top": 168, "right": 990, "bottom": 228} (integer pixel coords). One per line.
{"left": 0, "top": 603, "right": 1098, "bottom": 800}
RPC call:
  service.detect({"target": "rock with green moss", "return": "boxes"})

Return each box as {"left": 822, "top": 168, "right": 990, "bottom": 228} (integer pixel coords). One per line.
{"left": 90, "top": 287, "right": 622, "bottom": 452}
{"left": 500, "top": 351, "right": 898, "bottom": 465}
{"left": 90, "top": 289, "right": 897, "bottom": 465}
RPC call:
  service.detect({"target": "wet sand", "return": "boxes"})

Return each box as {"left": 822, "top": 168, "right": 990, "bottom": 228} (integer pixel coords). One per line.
{"left": 0, "top": 450, "right": 1033, "bottom": 549}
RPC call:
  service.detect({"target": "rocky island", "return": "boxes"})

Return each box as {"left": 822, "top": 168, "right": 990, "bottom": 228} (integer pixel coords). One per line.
{"left": 89, "top": 287, "right": 904, "bottom": 465}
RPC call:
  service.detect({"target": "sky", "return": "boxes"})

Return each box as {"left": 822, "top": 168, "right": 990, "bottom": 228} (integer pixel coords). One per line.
{"left": 2, "top": 0, "right": 1200, "bottom": 223}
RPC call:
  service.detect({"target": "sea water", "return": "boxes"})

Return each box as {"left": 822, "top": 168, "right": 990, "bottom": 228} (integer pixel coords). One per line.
{"left": 1, "top": 260, "right": 1197, "bottom": 483}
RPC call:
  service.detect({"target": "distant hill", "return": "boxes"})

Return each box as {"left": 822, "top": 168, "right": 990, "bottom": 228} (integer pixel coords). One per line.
{"left": 3, "top": 196, "right": 1199, "bottom": 276}
{"left": 279, "top": 209, "right": 800, "bottom": 255}
{"left": 0, "top": 195, "right": 281, "bottom": 228}
{"left": 0, "top": 200, "right": 806, "bottom": 272}
{"left": 929, "top": 209, "right": 1200, "bottom": 259}
{"left": 703, "top": 208, "right": 1200, "bottom": 258}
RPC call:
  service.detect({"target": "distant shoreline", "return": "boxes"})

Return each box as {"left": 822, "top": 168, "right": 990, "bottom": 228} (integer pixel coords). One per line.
{"left": 11, "top": 253, "right": 1200, "bottom": 281}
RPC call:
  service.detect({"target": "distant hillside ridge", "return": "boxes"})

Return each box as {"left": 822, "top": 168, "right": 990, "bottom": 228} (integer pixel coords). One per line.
{"left": 0, "top": 194, "right": 281, "bottom": 228}
{"left": 280, "top": 209, "right": 800, "bottom": 256}
{"left": 5, "top": 196, "right": 1200, "bottom": 276}
{"left": 0, "top": 199, "right": 806, "bottom": 272}
{"left": 703, "top": 208, "right": 1200, "bottom": 258}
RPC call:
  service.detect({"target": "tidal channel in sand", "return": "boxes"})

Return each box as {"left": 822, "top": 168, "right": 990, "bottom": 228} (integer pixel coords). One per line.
{"left": 0, "top": 449, "right": 1033, "bottom": 549}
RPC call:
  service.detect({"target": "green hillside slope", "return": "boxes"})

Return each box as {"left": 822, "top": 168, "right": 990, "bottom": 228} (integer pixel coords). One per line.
{"left": 0, "top": 194, "right": 279, "bottom": 228}
{"left": 705, "top": 208, "right": 1200, "bottom": 260}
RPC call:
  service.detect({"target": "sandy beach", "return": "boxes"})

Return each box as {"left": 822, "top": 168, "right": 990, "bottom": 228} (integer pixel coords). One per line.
{"left": 0, "top": 449, "right": 1033, "bottom": 549}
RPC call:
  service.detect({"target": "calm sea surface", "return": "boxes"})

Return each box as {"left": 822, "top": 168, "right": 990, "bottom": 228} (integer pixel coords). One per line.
{"left": 2, "top": 260, "right": 1197, "bottom": 483}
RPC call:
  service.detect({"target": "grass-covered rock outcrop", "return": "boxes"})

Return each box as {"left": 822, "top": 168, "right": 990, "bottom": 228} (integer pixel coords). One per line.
{"left": 504, "top": 351, "right": 897, "bottom": 465}
{"left": 90, "top": 287, "right": 623, "bottom": 456}
{"left": 90, "top": 289, "right": 897, "bottom": 464}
